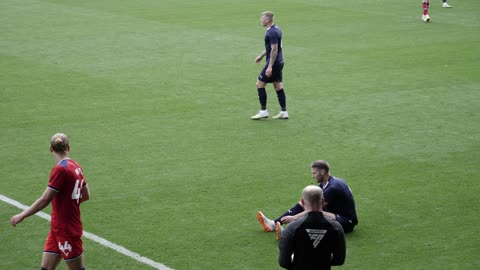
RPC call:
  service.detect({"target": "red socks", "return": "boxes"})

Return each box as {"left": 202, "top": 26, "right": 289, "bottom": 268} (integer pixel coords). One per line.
{"left": 423, "top": 2, "right": 429, "bottom": 15}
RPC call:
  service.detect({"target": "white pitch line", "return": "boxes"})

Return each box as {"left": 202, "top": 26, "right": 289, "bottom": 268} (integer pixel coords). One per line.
{"left": 0, "top": 194, "right": 173, "bottom": 270}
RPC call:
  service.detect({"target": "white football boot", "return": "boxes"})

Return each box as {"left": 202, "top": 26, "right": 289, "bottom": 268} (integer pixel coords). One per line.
{"left": 442, "top": 2, "right": 452, "bottom": 8}
{"left": 257, "top": 211, "right": 275, "bottom": 232}
{"left": 251, "top": 110, "right": 269, "bottom": 120}
{"left": 273, "top": 111, "right": 289, "bottom": 119}
{"left": 422, "top": 14, "right": 431, "bottom": 22}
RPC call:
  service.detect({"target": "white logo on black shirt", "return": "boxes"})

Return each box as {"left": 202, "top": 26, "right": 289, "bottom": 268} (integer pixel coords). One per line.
{"left": 306, "top": 229, "right": 327, "bottom": 248}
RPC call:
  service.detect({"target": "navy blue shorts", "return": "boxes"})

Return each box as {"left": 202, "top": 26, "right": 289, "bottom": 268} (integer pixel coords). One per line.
{"left": 335, "top": 214, "right": 357, "bottom": 233}
{"left": 258, "top": 62, "right": 284, "bottom": 83}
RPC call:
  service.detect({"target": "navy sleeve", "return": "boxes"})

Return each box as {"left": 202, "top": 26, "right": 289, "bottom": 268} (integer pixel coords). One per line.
{"left": 269, "top": 31, "right": 279, "bottom": 44}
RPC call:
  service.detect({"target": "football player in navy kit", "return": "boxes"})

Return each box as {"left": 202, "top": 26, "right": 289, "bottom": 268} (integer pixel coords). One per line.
{"left": 251, "top": 11, "right": 289, "bottom": 120}
{"left": 258, "top": 160, "right": 358, "bottom": 240}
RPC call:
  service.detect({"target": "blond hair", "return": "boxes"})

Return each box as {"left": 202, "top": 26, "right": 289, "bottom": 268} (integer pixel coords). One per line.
{"left": 261, "top": 11, "right": 274, "bottom": 20}
{"left": 302, "top": 185, "right": 323, "bottom": 208}
{"left": 50, "top": 133, "right": 69, "bottom": 153}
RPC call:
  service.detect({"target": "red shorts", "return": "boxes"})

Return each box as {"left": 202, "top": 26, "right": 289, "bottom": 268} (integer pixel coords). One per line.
{"left": 44, "top": 231, "right": 83, "bottom": 261}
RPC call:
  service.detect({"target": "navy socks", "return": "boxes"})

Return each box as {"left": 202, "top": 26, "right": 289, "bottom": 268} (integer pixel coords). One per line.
{"left": 276, "top": 89, "right": 286, "bottom": 111}
{"left": 257, "top": 88, "right": 267, "bottom": 110}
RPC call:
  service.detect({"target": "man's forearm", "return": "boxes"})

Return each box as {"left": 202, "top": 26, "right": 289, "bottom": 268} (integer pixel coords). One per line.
{"left": 79, "top": 185, "right": 90, "bottom": 204}
{"left": 293, "top": 210, "right": 306, "bottom": 220}
{"left": 21, "top": 196, "right": 50, "bottom": 219}
{"left": 278, "top": 238, "right": 293, "bottom": 269}
{"left": 331, "top": 225, "right": 346, "bottom": 266}
{"left": 268, "top": 48, "right": 278, "bottom": 68}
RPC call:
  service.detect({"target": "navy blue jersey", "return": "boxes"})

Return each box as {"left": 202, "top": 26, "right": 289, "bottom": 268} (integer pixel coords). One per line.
{"left": 264, "top": 25, "right": 283, "bottom": 65}
{"left": 319, "top": 176, "right": 358, "bottom": 228}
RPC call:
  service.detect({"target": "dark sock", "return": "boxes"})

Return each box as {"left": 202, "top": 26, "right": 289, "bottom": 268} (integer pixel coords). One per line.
{"left": 41, "top": 268, "right": 48, "bottom": 270}
{"left": 257, "top": 88, "right": 267, "bottom": 110}
{"left": 443, "top": 0, "right": 447, "bottom": 3}
{"left": 276, "top": 89, "right": 286, "bottom": 111}
{"left": 274, "top": 203, "right": 304, "bottom": 224}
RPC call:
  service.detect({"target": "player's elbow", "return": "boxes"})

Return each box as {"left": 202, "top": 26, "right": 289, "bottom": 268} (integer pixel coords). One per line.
{"left": 39, "top": 189, "right": 56, "bottom": 207}
{"left": 278, "top": 250, "right": 292, "bottom": 269}
{"left": 81, "top": 187, "right": 90, "bottom": 202}
{"left": 38, "top": 196, "right": 52, "bottom": 208}
{"left": 331, "top": 260, "right": 345, "bottom": 266}
{"left": 278, "top": 257, "right": 292, "bottom": 269}
{"left": 331, "top": 254, "right": 345, "bottom": 266}
{"left": 82, "top": 193, "right": 90, "bottom": 202}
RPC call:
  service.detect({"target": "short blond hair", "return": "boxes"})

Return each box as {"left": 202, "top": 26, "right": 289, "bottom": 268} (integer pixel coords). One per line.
{"left": 261, "top": 11, "right": 274, "bottom": 20}
{"left": 302, "top": 185, "right": 323, "bottom": 207}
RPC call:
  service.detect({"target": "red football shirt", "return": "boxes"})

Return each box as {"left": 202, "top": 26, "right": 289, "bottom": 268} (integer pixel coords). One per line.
{"left": 47, "top": 158, "right": 87, "bottom": 237}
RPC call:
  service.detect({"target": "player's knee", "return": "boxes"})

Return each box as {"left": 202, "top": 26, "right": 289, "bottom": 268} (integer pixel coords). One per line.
{"left": 273, "top": 83, "right": 283, "bottom": 91}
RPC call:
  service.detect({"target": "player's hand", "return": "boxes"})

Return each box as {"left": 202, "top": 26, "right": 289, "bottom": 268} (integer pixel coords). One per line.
{"left": 255, "top": 55, "right": 263, "bottom": 64}
{"left": 322, "top": 201, "right": 328, "bottom": 208}
{"left": 265, "top": 67, "right": 272, "bottom": 77}
{"left": 10, "top": 214, "right": 24, "bottom": 227}
{"left": 280, "top": 215, "right": 295, "bottom": 224}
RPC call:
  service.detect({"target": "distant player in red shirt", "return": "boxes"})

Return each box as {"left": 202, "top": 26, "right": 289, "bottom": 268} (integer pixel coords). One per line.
{"left": 10, "top": 133, "right": 90, "bottom": 270}
{"left": 422, "top": 0, "right": 452, "bottom": 22}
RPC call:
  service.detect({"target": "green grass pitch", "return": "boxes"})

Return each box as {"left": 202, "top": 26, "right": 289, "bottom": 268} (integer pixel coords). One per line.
{"left": 1, "top": 0, "right": 479, "bottom": 269}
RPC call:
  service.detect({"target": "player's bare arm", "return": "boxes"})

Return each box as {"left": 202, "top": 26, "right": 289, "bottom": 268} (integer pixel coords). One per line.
{"left": 321, "top": 211, "right": 337, "bottom": 221}
{"left": 255, "top": 50, "right": 267, "bottom": 63}
{"left": 280, "top": 210, "right": 306, "bottom": 224}
{"left": 266, "top": 43, "right": 278, "bottom": 77}
{"left": 10, "top": 187, "right": 57, "bottom": 226}
{"left": 79, "top": 184, "right": 91, "bottom": 204}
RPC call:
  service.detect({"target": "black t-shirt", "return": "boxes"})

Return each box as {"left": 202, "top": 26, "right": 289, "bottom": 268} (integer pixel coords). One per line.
{"left": 279, "top": 212, "right": 346, "bottom": 270}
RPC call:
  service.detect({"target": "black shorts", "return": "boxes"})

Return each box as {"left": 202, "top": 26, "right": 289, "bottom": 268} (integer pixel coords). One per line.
{"left": 258, "top": 62, "right": 284, "bottom": 83}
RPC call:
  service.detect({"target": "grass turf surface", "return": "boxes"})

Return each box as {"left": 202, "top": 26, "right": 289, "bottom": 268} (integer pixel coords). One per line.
{"left": 1, "top": 0, "right": 479, "bottom": 269}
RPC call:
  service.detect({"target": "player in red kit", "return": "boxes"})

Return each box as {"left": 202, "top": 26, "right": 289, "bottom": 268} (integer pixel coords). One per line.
{"left": 422, "top": 0, "right": 452, "bottom": 22}
{"left": 10, "top": 133, "right": 90, "bottom": 270}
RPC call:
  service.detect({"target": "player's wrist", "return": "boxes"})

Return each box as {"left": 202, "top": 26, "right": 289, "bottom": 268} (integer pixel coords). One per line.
{"left": 18, "top": 212, "right": 26, "bottom": 220}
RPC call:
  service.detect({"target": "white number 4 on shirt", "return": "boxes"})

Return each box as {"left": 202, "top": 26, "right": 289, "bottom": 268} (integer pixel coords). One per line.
{"left": 71, "top": 179, "right": 84, "bottom": 203}
{"left": 71, "top": 168, "right": 85, "bottom": 202}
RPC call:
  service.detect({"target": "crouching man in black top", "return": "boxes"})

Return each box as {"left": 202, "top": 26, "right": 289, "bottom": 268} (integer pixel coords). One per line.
{"left": 278, "top": 185, "right": 346, "bottom": 270}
